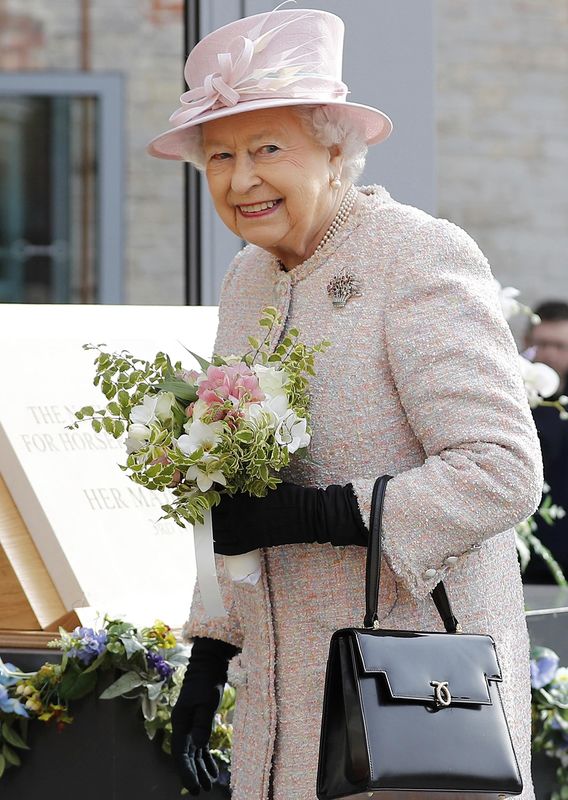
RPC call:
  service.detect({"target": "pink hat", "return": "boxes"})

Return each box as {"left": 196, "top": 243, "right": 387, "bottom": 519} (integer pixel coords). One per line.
{"left": 147, "top": 5, "right": 393, "bottom": 161}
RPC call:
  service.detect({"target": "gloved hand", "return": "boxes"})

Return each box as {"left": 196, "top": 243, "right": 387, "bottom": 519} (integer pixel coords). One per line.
{"left": 171, "top": 636, "right": 240, "bottom": 795}
{"left": 212, "top": 481, "right": 367, "bottom": 556}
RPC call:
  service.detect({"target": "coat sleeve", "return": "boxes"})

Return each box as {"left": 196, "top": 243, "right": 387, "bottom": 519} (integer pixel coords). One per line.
{"left": 181, "top": 255, "right": 245, "bottom": 649}
{"left": 350, "top": 217, "right": 543, "bottom": 600}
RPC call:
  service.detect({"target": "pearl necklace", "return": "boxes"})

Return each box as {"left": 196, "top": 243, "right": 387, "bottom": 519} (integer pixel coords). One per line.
{"left": 314, "top": 185, "right": 358, "bottom": 255}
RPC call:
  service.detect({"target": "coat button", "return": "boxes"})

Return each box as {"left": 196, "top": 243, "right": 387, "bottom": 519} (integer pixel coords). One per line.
{"left": 444, "top": 555, "right": 458, "bottom": 565}
{"left": 423, "top": 568, "right": 437, "bottom": 579}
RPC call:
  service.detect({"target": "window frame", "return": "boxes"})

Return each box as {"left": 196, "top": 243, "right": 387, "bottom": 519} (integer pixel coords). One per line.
{"left": 0, "top": 72, "right": 124, "bottom": 303}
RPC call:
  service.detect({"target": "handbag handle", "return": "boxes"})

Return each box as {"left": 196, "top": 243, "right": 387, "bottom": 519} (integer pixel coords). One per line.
{"left": 363, "top": 475, "right": 461, "bottom": 634}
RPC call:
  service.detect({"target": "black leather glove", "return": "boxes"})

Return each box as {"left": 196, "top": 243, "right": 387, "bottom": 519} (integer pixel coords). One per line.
{"left": 171, "top": 636, "right": 240, "bottom": 795}
{"left": 212, "top": 481, "right": 367, "bottom": 556}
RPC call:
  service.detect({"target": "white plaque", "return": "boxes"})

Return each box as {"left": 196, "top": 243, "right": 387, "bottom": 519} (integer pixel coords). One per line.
{"left": 0, "top": 304, "right": 219, "bottom": 628}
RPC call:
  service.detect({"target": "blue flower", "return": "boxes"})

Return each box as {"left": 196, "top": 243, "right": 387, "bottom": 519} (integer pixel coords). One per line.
{"left": 0, "top": 662, "right": 22, "bottom": 688}
{"left": 146, "top": 650, "right": 174, "bottom": 680}
{"left": 67, "top": 627, "right": 108, "bottom": 665}
{"left": 0, "top": 685, "right": 29, "bottom": 717}
{"left": 530, "top": 647, "right": 560, "bottom": 689}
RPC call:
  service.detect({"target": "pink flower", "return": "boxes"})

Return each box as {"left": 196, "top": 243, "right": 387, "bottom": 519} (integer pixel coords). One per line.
{"left": 197, "top": 363, "right": 265, "bottom": 406}
{"left": 175, "top": 368, "right": 199, "bottom": 384}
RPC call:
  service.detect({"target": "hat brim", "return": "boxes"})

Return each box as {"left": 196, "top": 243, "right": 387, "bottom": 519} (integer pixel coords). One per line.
{"left": 146, "top": 98, "right": 393, "bottom": 161}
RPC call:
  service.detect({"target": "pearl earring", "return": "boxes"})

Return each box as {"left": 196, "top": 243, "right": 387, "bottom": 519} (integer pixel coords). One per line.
{"left": 330, "top": 176, "right": 342, "bottom": 189}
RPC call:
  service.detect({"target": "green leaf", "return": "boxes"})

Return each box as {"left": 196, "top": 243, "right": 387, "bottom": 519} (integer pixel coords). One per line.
{"left": 101, "top": 380, "right": 114, "bottom": 398}
{"left": 118, "top": 389, "right": 131, "bottom": 408}
{"left": 112, "top": 420, "right": 125, "bottom": 437}
{"left": 121, "top": 634, "right": 145, "bottom": 659}
{"left": 92, "top": 419, "right": 103, "bottom": 433}
{"left": 234, "top": 430, "right": 254, "bottom": 444}
{"left": 2, "top": 744, "right": 20, "bottom": 766}
{"left": 146, "top": 680, "right": 164, "bottom": 701}
{"left": 1, "top": 723, "right": 29, "bottom": 750}
{"left": 102, "top": 416, "right": 116, "bottom": 435}
{"left": 0, "top": 753, "right": 5, "bottom": 779}
{"left": 141, "top": 695, "right": 158, "bottom": 721}
{"left": 177, "top": 346, "right": 211, "bottom": 372}
{"left": 156, "top": 380, "right": 197, "bottom": 403}
{"left": 59, "top": 668, "right": 98, "bottom": 701}
{"left": 99, "top": 671, "right": 143, "bottom": 700}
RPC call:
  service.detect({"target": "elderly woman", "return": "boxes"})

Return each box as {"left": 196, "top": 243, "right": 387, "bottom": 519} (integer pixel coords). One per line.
{"left": 148, "top": 7, "right": 543, "bottom": 800}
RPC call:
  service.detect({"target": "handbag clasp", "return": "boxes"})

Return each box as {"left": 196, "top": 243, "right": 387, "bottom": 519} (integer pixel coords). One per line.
{"left": 430, "top": 680, "right": 452, "bottom": 707}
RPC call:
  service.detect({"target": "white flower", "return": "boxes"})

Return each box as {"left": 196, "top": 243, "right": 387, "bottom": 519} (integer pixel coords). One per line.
{"left": 154, "top": 391, "right": 177, "bottom": 422}
{"left": 275, "top": 410, "right": 310, "bottom": 454}
{"left": 550, "top": 505, "right": 566, "bottom": 520}
{"left": 543, "top": 481, "right": 551, "bottom": 493}
{"left": 495, "top": 281, "right": 521, "bottom": 321}
{"left": 186, "top": 454, "right": 227, "bottom": 492}
{"left": 125, "top": 423, "right": 151, "bottom": 454}
{"left": 245, "top": 394, "right": 289, "bottom": 428}
{"left": 131, "top": 392, "right": 176, "bottom": 425}
{"left": 253, "top": 364, "right": 289, "bottom": 399}
{"left": 185, "top": 398, "right": 209, "bottom": 424}
{"left": 177, "top": 419, "right": 224, "bottom": 455}
{"left": 518, "top": 355, "right": 560, "bottom": 407}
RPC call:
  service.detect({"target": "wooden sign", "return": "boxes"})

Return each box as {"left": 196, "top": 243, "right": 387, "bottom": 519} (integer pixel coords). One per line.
{"left": 0, "top": 304, "right": 218, "bottom": 630}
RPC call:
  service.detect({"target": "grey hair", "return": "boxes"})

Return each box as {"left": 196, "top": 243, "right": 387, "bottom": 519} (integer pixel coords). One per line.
{"left": 181, "top": 104, "right": 368, "bottom": 183}
{"left": 292, "top": 105, "right": 368, "bottom": 184}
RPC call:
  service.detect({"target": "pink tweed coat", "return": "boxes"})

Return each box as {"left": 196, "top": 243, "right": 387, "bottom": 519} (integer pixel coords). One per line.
{"left": 182, "top": 185, "right": 543, "bottom": 800}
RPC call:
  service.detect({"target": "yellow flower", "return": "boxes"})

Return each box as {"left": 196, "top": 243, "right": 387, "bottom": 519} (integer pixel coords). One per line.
{"left": 25, "top": 694, "right": 43, "bottom": 713}
{"left": 38, "top": 663, "right": 57, "bottom": 679}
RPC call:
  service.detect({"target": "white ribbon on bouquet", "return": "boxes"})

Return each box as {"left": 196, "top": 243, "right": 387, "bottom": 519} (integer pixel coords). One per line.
{"left": 193, "top": 509, "right": 262, "bottom": 619}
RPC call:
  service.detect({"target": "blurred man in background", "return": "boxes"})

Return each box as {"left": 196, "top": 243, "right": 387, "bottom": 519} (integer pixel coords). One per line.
{"left": 524, "top": 301, "right": 568, "bottom": 583}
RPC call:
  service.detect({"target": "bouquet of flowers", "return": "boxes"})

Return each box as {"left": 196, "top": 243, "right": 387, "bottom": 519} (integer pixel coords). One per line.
{"left": 530, "top": 646, "right": 568, "bottom": 798}
{"left": 69, "top": 306, "right": 330, "bottom": 528}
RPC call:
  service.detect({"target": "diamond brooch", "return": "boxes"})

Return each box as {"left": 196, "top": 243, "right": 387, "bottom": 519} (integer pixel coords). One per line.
{"left": 327, "top": 269, "right": 362, "bottom": 308}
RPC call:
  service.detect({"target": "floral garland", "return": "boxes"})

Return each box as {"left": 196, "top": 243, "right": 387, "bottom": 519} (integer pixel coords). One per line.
{"left": 2, "top": 618, "right": 567, "bottom": 798}
{"left": 0, "top": 618, "right": 234, "bottom": 790}
{"left": 530, "top": 646, "right": 568, "bottom": 798}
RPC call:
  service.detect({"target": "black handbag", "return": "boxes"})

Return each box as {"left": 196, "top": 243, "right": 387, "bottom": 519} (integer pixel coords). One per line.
{"left": 316, "top": 475, "right": 524, "bottom": 800}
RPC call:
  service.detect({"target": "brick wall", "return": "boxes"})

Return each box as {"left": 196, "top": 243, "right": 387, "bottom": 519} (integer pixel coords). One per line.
{"left": 0, "top": 0, "right": 185, "bottom": 304}
{"left": 436, "top": 0, "right": 568, "bottom": 325}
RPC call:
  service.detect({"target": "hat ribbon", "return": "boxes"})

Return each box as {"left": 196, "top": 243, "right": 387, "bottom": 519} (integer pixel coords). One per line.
{"left": 169, "top": 27, "right": 348, "bottom": 128}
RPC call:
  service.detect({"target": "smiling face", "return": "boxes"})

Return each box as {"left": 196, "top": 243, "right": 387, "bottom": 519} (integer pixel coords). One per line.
{"left": 201, "top": 107, "right": 344, "bottom": 268}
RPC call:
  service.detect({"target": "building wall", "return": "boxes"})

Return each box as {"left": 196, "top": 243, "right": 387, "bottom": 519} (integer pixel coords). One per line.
{"left": 436, "top": 0, "right": 568, "bottom": 325}
{"left": 0, "top": 0, "right": 185, "bottom": 305}
{"left": 1, "top": 0, "right": 566, "bottom": 313}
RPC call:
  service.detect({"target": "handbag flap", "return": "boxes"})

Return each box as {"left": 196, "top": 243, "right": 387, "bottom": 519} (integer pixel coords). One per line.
{"left": 352, "top": 629, "right": 502, "bottom": 706}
